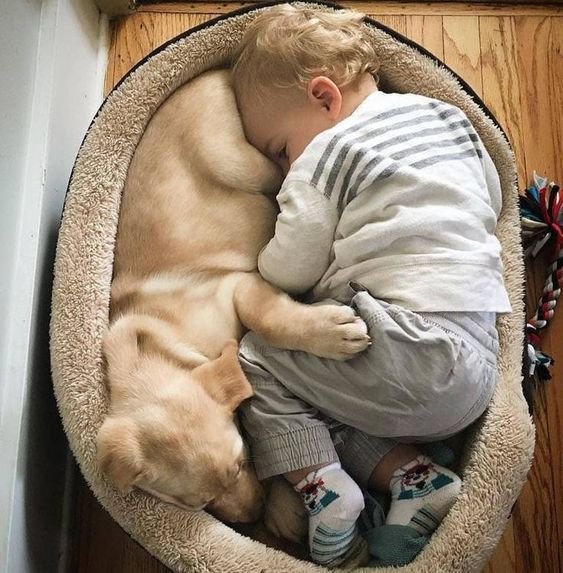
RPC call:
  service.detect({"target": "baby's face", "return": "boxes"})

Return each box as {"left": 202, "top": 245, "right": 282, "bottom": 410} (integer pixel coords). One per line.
{"left": 239, "top": 90, "right": 336, "bottom": 175}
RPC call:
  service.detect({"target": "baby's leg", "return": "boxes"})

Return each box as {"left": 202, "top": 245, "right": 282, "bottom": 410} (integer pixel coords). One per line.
{"left": 239, "top": 344, "right": 368, "bottom": 568}
{"left": 241, "top": 291, "right": 497, "bottom": 441}
{"left": 336, "top": 427, "right": 461, "bottom": 535}
{"left": 370, "top": 445, "right": 461, "bottom": 534}
{"left": 287, "top": 463, "right": 367, "bottom": 568}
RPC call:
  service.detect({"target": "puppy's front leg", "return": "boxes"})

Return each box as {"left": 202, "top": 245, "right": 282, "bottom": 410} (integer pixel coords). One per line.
{"left": 234, "top": 273, "right": 370, "bottom": 361}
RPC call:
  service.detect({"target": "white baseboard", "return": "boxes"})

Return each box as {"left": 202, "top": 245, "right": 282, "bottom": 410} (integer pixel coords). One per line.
{"left": 0, "top": 1, "right": 107, "bottom": 571}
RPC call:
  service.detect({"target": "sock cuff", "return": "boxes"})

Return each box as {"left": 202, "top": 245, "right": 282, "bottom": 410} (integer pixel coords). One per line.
{"left": 395, "top": 455, "right": 432, "bottom": 475}
{"left": 295, "top": 462, "right": 342, "bottom": 492}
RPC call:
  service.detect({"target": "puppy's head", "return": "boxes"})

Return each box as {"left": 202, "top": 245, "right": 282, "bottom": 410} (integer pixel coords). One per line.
{"left": 97, "top": 317, "right": 261, "bottom": 520}
{"left": 206, "top": 441, "right": 265, "bottom": 523}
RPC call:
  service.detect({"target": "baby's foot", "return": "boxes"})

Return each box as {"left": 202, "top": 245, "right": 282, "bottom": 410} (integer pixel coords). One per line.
{"left": 295, "top": 463, "right": 367, "bottom": 568}
{"left": 386, "top": 455, "right": 461, "bottom": 535}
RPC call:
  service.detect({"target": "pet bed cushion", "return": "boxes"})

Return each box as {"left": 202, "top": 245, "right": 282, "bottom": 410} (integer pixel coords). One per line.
{"left": 50, "top": 2, "right": 535, "bottom": 571}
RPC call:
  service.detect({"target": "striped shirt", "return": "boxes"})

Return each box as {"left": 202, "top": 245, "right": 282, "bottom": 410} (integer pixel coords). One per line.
{"left": 258, "top": 90, "right": 512, "bottom": 313}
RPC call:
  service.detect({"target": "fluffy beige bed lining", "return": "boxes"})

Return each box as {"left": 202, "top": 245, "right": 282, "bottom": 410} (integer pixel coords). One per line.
{"left": 50, "top": 2, "right": 534, "bottom": 571}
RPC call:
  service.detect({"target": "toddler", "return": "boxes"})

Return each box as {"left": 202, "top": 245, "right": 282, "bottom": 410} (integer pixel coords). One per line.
{"left": 232, "top": 5, "right": 511, "bottom": 568}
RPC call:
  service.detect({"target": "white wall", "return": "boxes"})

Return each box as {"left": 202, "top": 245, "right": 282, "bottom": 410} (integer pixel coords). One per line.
{"left": 0, "top": 0, "right": 107, "bottom": 570}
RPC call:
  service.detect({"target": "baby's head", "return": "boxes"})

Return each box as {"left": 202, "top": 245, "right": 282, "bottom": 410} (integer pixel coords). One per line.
{"left": 232, "top": 5, "right": 380, "bottom": 173}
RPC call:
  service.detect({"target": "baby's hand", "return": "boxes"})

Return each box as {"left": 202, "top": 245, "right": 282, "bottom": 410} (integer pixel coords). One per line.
{"left": 301, "top": 305, "right": 371, "bottom": 361}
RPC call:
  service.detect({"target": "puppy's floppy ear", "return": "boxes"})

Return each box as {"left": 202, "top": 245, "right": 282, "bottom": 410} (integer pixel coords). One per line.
{"left": 96, "top": 417, "right": 143, "bottom": 494}
{"left": 192, "top": 340, "right": 253, "bottom": 411}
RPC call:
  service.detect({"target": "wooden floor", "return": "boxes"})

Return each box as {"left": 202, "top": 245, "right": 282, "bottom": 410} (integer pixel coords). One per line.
{"left": 72, "top": 2, "right": 563, "bottom": 572}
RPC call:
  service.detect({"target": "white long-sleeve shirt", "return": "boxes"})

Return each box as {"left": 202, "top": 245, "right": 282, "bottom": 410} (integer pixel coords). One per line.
{"left": 259, "top": 90, "right": 512, "bottom": 313}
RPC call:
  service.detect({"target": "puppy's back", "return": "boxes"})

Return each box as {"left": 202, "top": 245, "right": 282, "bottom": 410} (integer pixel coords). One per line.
{"left": 114, "top": 70, "right": 280, "bottom": 278}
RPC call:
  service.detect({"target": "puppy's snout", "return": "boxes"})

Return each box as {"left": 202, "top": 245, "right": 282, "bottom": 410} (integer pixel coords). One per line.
{"left": 207, "top": 480, "right": 265, "bottom": 524}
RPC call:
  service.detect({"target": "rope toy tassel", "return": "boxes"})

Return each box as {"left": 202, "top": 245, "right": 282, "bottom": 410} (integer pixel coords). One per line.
{"left": 525, "top": 325, "right": 554, "bottom": 380}
{"left": 520, "top": 171, "right": 562, "bottom": 382}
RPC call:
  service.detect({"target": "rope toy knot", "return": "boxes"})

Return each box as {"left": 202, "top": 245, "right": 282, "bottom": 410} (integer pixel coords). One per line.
{"left": 520, "top": 172, "right": 562, "bottom": 381}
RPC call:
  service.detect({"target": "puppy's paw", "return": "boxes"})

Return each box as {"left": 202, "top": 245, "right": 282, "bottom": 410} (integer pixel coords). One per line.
{"left": 303, "top": 305, "right": 371, "bottom": 360}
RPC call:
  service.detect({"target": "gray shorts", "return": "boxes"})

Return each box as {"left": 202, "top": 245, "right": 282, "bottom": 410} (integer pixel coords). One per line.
{"left": 239, "top": 288, "right": 498, "bottom": 485}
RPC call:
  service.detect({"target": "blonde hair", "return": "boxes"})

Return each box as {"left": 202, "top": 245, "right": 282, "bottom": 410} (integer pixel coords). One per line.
{"left": 232, "top": 4, "right": 380, "bottom": 104}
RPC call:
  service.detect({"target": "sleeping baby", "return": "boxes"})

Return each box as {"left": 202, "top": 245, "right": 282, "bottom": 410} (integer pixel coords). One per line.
{"left": 231, "top": 4, "right": 510, "bottom": 568}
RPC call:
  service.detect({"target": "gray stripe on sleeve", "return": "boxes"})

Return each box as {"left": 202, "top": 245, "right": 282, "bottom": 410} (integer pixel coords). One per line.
{"left": 345, "top": 161, "right": 400, "bottom": 206}
{"left": 311, "top": 100, "right": 446, "bottom": 188}
{"left": 337, "top": 152, "right": 365, "bottom": 212}
{"left": 345, "top": 144, "right": 482, "bottom": 206}
{"left": 344, "top": 154, "right": 389, "bottom": 205}
{"left": 335, "top": 118, "right": 473, "bottom": 203}
{"left": 322, "top": 107, "right": 466, "bottom": 199}
{"left": 410, "top": 148, "right": 482, "bottom": 169}
{"left": 375, "top": 122, "right": 475, "bottom": 155}
{"left": 390, "top": 134, "right": 479, "bottom": 162}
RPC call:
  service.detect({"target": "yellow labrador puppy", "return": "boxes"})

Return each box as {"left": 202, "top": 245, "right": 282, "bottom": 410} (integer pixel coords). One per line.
{"left": 97, "top": 70, "right": 369, "bottom": 523}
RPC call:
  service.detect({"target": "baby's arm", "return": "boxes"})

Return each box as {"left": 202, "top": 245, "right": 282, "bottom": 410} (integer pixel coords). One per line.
{"left": 259, "top": 179, "right": 338, "bottom": 294}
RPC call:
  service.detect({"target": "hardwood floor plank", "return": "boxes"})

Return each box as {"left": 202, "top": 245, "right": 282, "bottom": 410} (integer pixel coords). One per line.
{"left": 515, "top": 16, "right": 558, "bottom": 313}
{"left": 137, "top": 2, "right": 563, "bottom": 17}
{"left": 540, "top": 320, "right": 563, "bottom": 573}
{"left": 479, "top": 16, "right": 527, "bottom": 190}
{"left": 443, "top": 16, "right": 483, "bottom": 97}
{"left": 152, "top": 13, "right": 218, "bottom": 47}
{"left": 517, "top": 15, "right": 563, "bottom": 324}
{"left": 104, "top": 23, "right": 118, "bottom": 97}
{"left": 74, "top": 476, "right": 171, "bottom": 572}
{"left": 512, "top": 17, "right": 560, "bottom": 573}
{"left": 516, "top": 17, "right": 557, "bottom": 176}
{"left": 549, "top": 17, "right": 563, "bottom": 186}
{"left": 113, "top": 13, "right": 159, "bottom": 85}
{"left": 368, "top": 14, "right": 445, "bottom": 60}
{"left": 484, "top": 516, "right": 517, "bottom": 573}
{"left": 406, "top": 15, "right": 445, "bottom": 60}
{"left": 367, "top": 14, "right": 408, "bottom": 36}
{"left": 512, "top": 395, "right": 560, "bottom": 573}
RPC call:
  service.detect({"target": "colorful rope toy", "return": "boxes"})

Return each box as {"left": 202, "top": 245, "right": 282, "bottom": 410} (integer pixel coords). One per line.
{"left": 520, "top": 172, "right": 562, "bottom": 381}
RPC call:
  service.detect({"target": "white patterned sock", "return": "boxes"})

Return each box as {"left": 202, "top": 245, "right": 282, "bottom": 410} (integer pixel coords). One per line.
{"left": 386, "top": 455, "right": 461, "bottom": 535}
{"left": 294, "top": 462, "right": 365, "bottom": 567}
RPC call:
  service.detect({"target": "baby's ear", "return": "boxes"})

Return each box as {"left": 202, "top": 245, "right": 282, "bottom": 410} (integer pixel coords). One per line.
{"left": 96, "top": 417, "right": 143, "bottom": 494}
{"left": 191, "top": 340, "right": 253, "bottom": 411}
{"left": 307, "top": 76, "right": 342, "bottom": 118}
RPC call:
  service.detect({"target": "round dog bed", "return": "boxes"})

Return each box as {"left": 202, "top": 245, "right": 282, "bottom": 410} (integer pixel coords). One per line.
{"left": 50, "top": 1, "right": 535, "bottom": 571}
